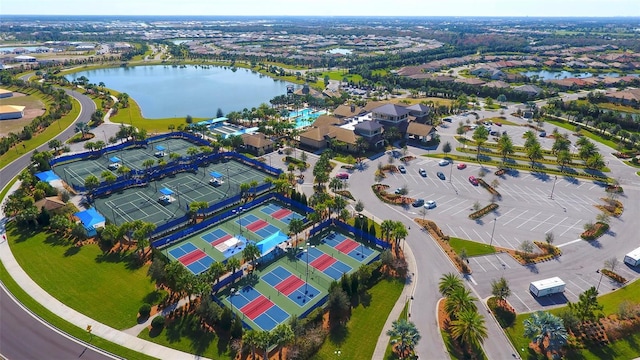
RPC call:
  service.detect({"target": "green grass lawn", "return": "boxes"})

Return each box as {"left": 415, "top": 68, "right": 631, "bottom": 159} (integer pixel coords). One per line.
{"left": 0, "top": 261, "right": 157, "bottom": 360}
{"left": 0, "top": 89, "right": 80, "bottom": 169}
{"left": 7, "top": 223, "right": 160, "bottom": 330}
{"left": 544, "top": 118, "right": 619, "bottom": 150}
{"left": 506, "top": 279, "right": 640, "bottom": 360}
{"left": 448, "top": 237, "right": 496, "bottom": 257}
{"left": 312, "top": 278, "right": 404, "bottom": 360}
{"left": 138, "top": 312, "right": 233, "bottom": 359}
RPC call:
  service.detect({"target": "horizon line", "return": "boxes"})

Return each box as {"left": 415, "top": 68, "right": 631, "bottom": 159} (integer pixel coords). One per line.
{"left": 3, "top": 14, "right": 640, "bottom": 18}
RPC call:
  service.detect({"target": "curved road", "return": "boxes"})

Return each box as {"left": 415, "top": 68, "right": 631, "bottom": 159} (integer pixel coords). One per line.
{"left": 0, "top": 81, "right": 113, "bottom": 360}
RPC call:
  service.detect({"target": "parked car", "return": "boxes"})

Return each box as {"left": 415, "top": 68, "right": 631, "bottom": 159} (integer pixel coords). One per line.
{"left": 424, "top": 200, "right": 437, "bottom": 209}
{"left": 437, "top": 172, "right": 445, "bottom": 180}
{"left": 394, "top": 188, "right": 403, "bottom": 195}
{"left": 108, "top": 162, "right": 121, "bottom": 170}
{"left": 470, "top": 124, "right": 478, "bottom": 130}
{"left": 443, "top": 117, "right": 452, "bottom": 122}
{"left": 438, "top": 159, "right": 450, "bottom": 166}
{"left": 412, "top": 199, "right": 425, "bottom": 207}
{"left": 468, "top": 176, "right": 479, "bottom": 185}
{"left": 398, "top": 165, "right": 406, "bottom": 174}
{"left": 494, "top": 122, "right": 502, "bottom": 127}
{"left": 490, "top": 130, "right": 499, "bottom": 136}
{"left": 457, "top": 163, "right": 467, "bottom": 170}
{"left": 418, "top": 168, "right": 427, "bottom": 177}
{"left": 539, "top": 131, "right": 547, "bottom": 137}
{"left": 336, "top": 173, "right": 349, "bottom": 179}
{"left": 154, "top": 151, "right": 165, "bottom": 158}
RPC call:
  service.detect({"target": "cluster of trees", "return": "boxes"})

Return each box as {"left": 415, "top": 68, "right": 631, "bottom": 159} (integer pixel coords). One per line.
{"left": 438, "top": 273, "right": 488, "bottom": 356}
{"left": 0, "top": 71, "right": 73, "bottom": 156}
{"left": 549, "top": 94, "right": 640, "bottom": 135}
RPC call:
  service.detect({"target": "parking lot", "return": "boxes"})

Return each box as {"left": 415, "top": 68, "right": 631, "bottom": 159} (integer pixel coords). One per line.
{"left": 381, "top": 157, "right": 602, "bottom": 245}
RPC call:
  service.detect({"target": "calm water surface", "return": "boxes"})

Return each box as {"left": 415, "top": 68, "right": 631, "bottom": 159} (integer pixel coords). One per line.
{"left": 68, "top": 65, "right": 293, "bottom": 118}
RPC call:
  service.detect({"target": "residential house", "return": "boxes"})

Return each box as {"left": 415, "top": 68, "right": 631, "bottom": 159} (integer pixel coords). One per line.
{"left": 604, "top": 89, "right": 640, "bottom": 106}
{"left": 513, "top": 84, "right": 543, "bottom": 97}
{"left": 240, "top": 133, "right": 274, "bottom": 155}
{"left": 455, "top": 78, "right": 486, "bottom": 86}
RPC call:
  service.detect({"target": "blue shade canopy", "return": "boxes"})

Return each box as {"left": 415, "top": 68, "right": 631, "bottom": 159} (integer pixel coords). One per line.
{"left": 36, "top": 170, "right": 60, "bottom": 182}
{"left": 159, "top": 187, "right": 174, "bottom": 195}
{"left": 109, "top": 156, "right": 121, "bottom": 163}
{"left": 256, "top": 231, "right": 288, "bottom": 255}
{"left": 155, "top": 145, "right": 165, "bottom": 151}
{"left": 74, "top": 208, "right": 105, "bottom": 228}
{"left": 209, "top": 171, "right": 223, "bottom": 178}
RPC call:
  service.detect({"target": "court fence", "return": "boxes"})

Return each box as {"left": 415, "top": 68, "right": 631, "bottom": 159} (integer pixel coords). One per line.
{"left": 309, "top": 219, "right": 391, "bottom": 251}
{"left": 50, "top": 132, "right": 283, "bottom": 193}
{"left": 151, "top": 191, "right": 313, "bottom": 250}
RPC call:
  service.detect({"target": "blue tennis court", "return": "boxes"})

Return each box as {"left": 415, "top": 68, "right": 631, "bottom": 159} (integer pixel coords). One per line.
{"left": 253, "top": 306, "right": 289, "bottom": 331}
{"left": 322, "top": 232, "right": 376, "bottom": 262}
{"left": 260, "top": 203, "right": 280, "bottom": 215}
{"left": 298, "top": 247, "right": 352, "bottom": 280}
{"left": 255, "top": 224, "right": 280, "bottom": 238}
{"left": 236, "top": 213, "right": 260, "bottom": 225}
{"left": 262, "top": 266, "right": 321, "bottom": 306}
{"left": 201, "top": 228, "right": 228, "bottom": 243}
{"left": 168, "top": 242, "right": 197, "bottom": 259}
{"left": 186, "top": 255, "right": 215, "bottom": 275}
{"left": 277, "top": 212, "right": 305, "bottom": 225}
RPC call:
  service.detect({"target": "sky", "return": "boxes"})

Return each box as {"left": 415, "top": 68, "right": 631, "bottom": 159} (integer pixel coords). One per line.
{"left": 2, "top": 0, "right": 640, "bottom": 17}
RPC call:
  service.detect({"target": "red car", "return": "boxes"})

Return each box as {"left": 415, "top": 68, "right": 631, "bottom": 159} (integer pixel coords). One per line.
{"left": 468, "top": 176, "right": 479, "bottom": 185}
{"left": 336, "top": 173, "right": 349, "bottom": 179}
{"left": 494, "top": 122, "right": 502, "bottom": 127}
{"left": 457, "top": 163, "right": 467, "bottom": 170}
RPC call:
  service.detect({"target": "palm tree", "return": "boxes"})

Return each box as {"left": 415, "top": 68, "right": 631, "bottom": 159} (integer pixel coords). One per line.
{"left": 271, "top": 323, "right": 294, "bottom": 359}
{"left": 249, "top": 180, "right": 259, "bottom": 197}
{"left": 48, "top": 139, "right": 62, "bottom": 153}
{"left": 188, "top": 201, "right": 209, "bottom": 223}
{"left": 391, "top": 221, "right": 408, "bottom": 250}
{"left": 257, "top": 330, "right": 273, "bottom": 360}
{"left": 556, "top": 149, "right": 572, "bottom": 172}
{"left": 100, "top": 170, "right": 117, "bottom": 184}
{"left": 472, "top": 126, "right": 489, "bottom": 160}
{"left": 497, "top": 133, "right": 514, "bottom": 163}
{"left": 386, "top": 319, "right": 421, "bottom": 359}
{"left": 329, "top": 177, "right": 343, "bottom": 193}
{"left": 380, "top": 220, "right": 395, "bottom": 244}
{"left": 242, "top": 330, "right": 260, "bottom": 360}
{"left": 116, "top": 165, "right": 131, "bottom": 179}
{"left": 242, "top": 242, "right": 261, "bottom": 270}
{"left": 207, "top": 262, "right": 226, "bottom": 288}
{"left": 578, "top": 140, "right": 597, "bottom": 163}
{"left": 526, "top": 143, "right": 543, "bottom": 167}
{"left": 84, "top": 174, "right": 100, "bottom": 195}
{"left": 226, "top": 257, "right": 241, "bottom": 284}
{"left": 438, "top": 273, "right": 464, "bottom": 298}
{"left": 288, "top": 218, "right": 305, "bottom": 244}
{"left": 523, "top": 311, "right": 568, "bottom": 355}
{"left": 586, "top": 152, "right": 605, "bottom": 170}
{"left": 449, "top": 309, "right": 488, "bottom": 351}
{"left": 75, "top": 122, "right": 90, "bottom": 139}
{"left": 445, "top": 287, "right": 477, "bottom": 319}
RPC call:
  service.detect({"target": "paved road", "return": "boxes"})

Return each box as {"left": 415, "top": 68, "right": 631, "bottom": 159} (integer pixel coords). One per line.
{"left": 0, "top": 81, "right": 100, "bottom": 360}
{"left": 0, "top": 283, "right": 116, "bottom": 360}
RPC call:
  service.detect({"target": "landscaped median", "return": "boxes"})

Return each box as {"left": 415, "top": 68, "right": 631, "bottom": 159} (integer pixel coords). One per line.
{"left": 468, "top": 203, "right": 499, "bottom": 220}
{"left": 415, "top": 218, "right": 472, "bottom": 274}
{"left": 372, "top": 184, "right": 415, "bottom": 206}
{"left": 581, "top": 221, "right": 609, "bottom": 241}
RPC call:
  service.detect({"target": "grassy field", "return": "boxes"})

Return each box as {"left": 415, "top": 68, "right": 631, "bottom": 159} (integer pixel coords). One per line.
{"left": 544, "top": 118, "right": 619, "bottom": 150}
{"left": 138, "top": 312, "right": 233, "bottom": 359}
{"left": 0, "top": 261, "right": 157, "bottom": 360}
{"left": 506, "top": 279, "right": 640, "bottom": 360}
{"left": 0, "top": 91, "right": 80, "bottom": 169}
{"left": 312, "top": 278, "right": 404, "bottom": 360}
{"left": 448, "top": 237, "right": 496, "bottom": 257}
{"left": 7, "top": 223, "right": 161, "bottom": 330}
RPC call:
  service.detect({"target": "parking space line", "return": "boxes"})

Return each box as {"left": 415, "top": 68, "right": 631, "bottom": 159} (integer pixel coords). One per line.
{"left": 516, "top": 211, "right": 541, "bottom": 229}
{"left": 449, "top": 204, "right": 471, "bottom": 216}
{"left": 497, "top": 207, "right": 516, "bottom": 219}
{"left": 567, "top": 279, "right": 587, "bottom": 293}
{"left": 494, "top": 254, "right": 510, "bottom": 269}
{"left": 616, "top": 266, "right": 637, "bottom": 278}
{"left": 574, "top": 276, "right": 596, "bottom": 289}
{"left": 530, "top": 215, "right": 555, "bottom": 231}
{"left": 502, "top": 210, "right": 526, "bottom": 226}
{"left": 446, "top": 224, "right": 458, "bottom": 237}
{"left": 498, "top": 234, "right": 516, "bottom": 249}
{"left": 511, "top": 292, "right": 532, "bottom": 312}
{"left": 560, "top": 219, "right": 583, "bottom": 236}
{"left": 472, "top": 229, "right": 486, "bottom": 243}
{"left": 486, "top": 258, "right": 500, "bottom": 271}
{"left": 472, "top": 258, "right": 487, "bottom": 272}
{"left": 564, "top": 287, "right": 579, "bottom": 299}
{"left": 459, "top": 227, "right": 473, "bottom": 241}
{"left": 545, "top": 217, "right": 568, "bottom": 234}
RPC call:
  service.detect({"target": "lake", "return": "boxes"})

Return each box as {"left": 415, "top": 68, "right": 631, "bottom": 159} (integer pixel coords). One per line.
{"left": 521, "top": 70, "right": 623, "bottom": 81}
{"left": 67, "top": 65, "right": 294, "bottom": 119}
{"left": 327, "top": 48, "right": 353, "bottom": 55}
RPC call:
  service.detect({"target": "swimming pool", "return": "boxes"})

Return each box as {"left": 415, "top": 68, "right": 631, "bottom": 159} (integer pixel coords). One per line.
{"left": 289, "top": 108, "right": 326, "bottom": 129}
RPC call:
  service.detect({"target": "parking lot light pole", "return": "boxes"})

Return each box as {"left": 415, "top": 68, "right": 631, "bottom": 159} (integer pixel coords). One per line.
{"left": 489, "top": 217, "right": 498, "bottom": 247}
{"left": 596, "top": 269, "right": 604, "bottom": 292}
{"left": 359, "top": 214, "right": 366, "bottom": 258}
{"left": 300, "top": 243, "right": 315, "bottom": 297}
{"left": 549, "top": 175, "right": 558, "bottom": 200}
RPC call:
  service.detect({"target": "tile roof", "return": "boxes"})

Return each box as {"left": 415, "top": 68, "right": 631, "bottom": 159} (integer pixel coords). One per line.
{"left": 372, "top": 103, "right": 411, "bottom": 117}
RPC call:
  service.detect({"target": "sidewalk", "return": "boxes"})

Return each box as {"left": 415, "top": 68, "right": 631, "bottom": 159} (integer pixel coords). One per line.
{"left": 371, "top": 233, "right": 419, "bottom": 359}
{"left": 0, "top": 183, "right": 208, "bottom": 360}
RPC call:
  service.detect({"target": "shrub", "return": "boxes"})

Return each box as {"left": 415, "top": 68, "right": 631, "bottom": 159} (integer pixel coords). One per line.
{"left": 139, "top": 303, "right": 151, "bottom": 318}
{"left": 469, "top": 203, "right": 499, "bottom": 219}
{"left": 487, "top": 297, "right": 516, "bottom": 328}
{"left": 151, "top": 315, "right": 165, "bottom": 328}
{"left": 581, "top": 222, "right": 609, "bottom": 240}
